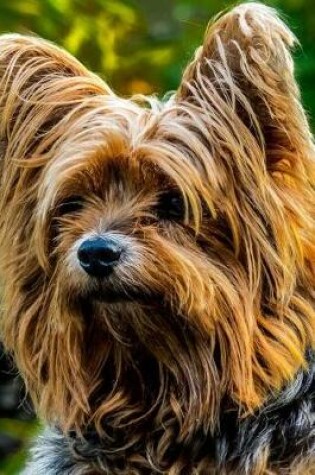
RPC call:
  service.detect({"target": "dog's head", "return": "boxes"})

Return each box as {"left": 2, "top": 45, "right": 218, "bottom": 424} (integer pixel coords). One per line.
{"left": 0, "top": 3, "right": 314, "bottom": 445}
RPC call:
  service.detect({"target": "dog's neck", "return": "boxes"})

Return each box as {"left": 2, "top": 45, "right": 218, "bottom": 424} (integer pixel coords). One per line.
{"left": 24, "top": 350, "right": 315, "bottom": 474}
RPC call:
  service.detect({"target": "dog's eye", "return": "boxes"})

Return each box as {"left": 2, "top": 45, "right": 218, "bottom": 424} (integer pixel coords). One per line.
{"left": 156, "top": 190, "right": 185, "bottom": 221}
{"left": 57, "top": 195, "right": 84, "bottom": 216}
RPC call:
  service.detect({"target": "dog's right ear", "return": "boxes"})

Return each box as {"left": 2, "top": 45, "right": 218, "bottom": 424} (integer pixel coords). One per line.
{"left": 176, "top": 3, "right": 314, "bottom": 180}
{"left": 0, "top": 34, "right": 112, "bottom": 161}
{"left": 176, "top": 4, "right": 315, "bottom": 412}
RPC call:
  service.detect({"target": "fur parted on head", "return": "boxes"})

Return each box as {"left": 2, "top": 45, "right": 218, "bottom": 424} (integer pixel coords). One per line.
{"left": 0, "top": 2, "right": 315, "bottom": 473}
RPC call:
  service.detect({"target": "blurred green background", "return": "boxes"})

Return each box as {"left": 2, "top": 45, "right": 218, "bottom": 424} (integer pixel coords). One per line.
{"left": 0, "top": 0, "right": 314, "bottom": 473}
{"left": 0, "top": 0, "right": 313, "bottom": 119}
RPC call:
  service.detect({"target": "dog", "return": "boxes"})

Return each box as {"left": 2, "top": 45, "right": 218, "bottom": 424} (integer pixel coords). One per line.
{"left": 0, "top": 2, "right": 314, "bottom": 473}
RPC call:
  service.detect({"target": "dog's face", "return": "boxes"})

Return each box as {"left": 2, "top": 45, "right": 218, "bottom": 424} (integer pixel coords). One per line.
{"left": 0, "top": 3, "right": 314, "bottom": 445}
{"left": 34, "top": 95, "right": 226, "bottom": 431}
{"left": 46, "top": 104, "right": 214, "bottom": 310}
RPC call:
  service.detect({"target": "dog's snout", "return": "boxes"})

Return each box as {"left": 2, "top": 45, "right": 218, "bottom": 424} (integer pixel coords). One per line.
{"left": 78, "top": 237, "right": 122, "bottom": 277}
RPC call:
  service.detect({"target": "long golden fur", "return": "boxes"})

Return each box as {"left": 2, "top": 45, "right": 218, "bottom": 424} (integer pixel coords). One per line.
{"left": 0, "top": 2, "right": 314, "bottom": 474}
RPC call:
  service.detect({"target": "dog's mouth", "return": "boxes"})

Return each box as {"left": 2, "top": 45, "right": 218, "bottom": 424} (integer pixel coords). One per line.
{"left": 90, "top": 288, "right": 146, "bottom": 303}
{"left": 83, "top": 282, "right": 158, "bottom": 305}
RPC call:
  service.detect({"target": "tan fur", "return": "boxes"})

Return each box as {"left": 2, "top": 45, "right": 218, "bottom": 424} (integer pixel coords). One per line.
{"left": 0, "top": 3, "right": 314, "bottom": 474}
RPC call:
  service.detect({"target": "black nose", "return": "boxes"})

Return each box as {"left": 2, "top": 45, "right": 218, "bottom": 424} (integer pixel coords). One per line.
{"left": 77, "top": 237, "right": 122, "bottom": 277}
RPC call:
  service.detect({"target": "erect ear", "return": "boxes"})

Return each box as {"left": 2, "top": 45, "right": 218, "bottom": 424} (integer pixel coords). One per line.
{"left": 177, "top": 3, "right": 313, "bottom": 179}
{"left": 0, "top": 34, "right": 112, "bottom": 161}
{"left": 177, "top": 4, "right": 315, "bottom": 411}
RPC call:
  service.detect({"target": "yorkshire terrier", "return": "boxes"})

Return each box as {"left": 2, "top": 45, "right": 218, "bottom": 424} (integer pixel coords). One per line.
{"left": 0, "top": 2, "right": 314, "bottom": 474}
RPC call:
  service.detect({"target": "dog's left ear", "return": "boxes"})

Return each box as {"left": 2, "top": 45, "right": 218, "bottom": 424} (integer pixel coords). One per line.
{"left": 0, "top": 34, "right": 112, "bottom": 161}
{"left": 0, "top": 35, "right": 113, "bottom": 271}
{"left": 177, "top": 2, "right": 313, "bottom": 180}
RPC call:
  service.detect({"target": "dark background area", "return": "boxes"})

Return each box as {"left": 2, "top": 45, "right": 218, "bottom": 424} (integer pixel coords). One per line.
{"left": 0, "top": 0, "right": 314, "bottom": 473}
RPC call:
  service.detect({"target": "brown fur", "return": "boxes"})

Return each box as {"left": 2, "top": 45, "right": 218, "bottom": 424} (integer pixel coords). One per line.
{"left": 0, "top": 3, "right": 314, "bottom": 473}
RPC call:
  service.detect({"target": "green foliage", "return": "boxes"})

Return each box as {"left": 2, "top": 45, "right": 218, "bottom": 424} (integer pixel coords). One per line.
{"left": 0, "top": 419, "right": 40, "bottom": 474}
{"left": 0, "top": 0, "right": 314, "bottom": 473}
{"left": 0, "top": 0, "right": 313, "bottom": 124}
